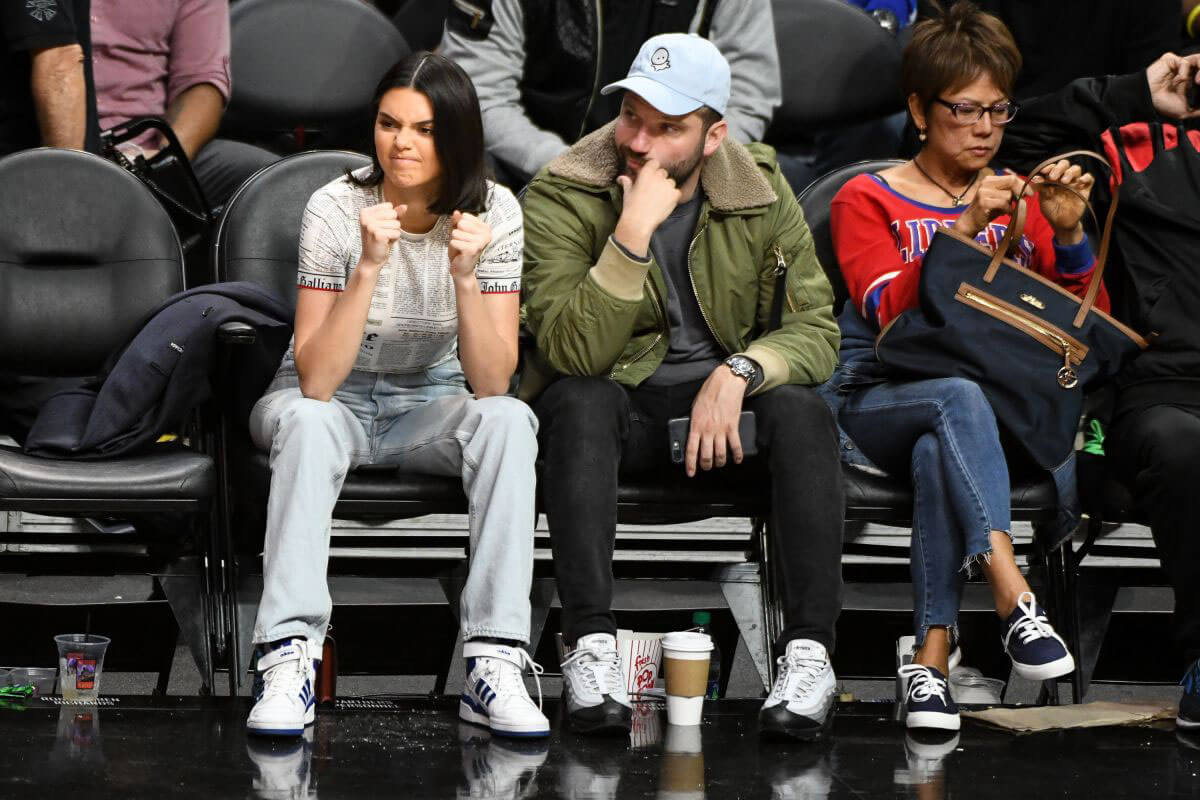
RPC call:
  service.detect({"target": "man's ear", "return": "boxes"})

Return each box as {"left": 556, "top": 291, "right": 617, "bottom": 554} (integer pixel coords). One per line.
{"left": 703, "top": 119, "right": 728, "bottom": 157}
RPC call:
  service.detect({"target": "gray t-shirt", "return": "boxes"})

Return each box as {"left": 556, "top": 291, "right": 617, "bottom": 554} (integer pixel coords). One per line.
{"left": 643, "top": 191, "right": 726, "bottom": 386}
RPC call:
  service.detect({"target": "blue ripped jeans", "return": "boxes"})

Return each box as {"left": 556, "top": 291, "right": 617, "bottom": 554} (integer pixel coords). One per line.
{"left": 837, "top": 376, "right": 1012, "bottom": 646}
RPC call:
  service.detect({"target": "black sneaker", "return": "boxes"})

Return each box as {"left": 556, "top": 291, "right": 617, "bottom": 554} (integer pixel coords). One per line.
{"left": 1179, "top": 659, "right": 1200, "bottom": 731}
{"left": 898, "top": 664, "right": 959, "bottom": 731}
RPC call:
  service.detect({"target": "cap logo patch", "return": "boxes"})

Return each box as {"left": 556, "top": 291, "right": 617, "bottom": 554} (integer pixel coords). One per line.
{"left": 650, "top": 47, "right": 670, "bottom": 71}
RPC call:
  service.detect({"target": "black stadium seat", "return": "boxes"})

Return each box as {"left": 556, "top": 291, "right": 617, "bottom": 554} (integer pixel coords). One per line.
{"left": 224, "top": 0, "right": 411, "bottom": 150}
{"left": 767, "top": 0, "right": 906, "bottom": 147}
{"left": 0, "top": 149, "right": 220, "bottom": 691}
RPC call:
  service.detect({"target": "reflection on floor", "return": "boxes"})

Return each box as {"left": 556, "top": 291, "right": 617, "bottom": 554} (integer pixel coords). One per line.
{"left": 2, "top": 696, "right": 1197, "bottom": 798}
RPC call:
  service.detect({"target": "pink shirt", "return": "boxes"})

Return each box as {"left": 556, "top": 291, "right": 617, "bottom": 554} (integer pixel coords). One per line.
{"left": 91, "top": 0, "right": 231, "bottom": 131}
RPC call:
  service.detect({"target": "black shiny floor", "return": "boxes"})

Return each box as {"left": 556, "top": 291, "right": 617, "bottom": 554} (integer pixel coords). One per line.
{"left": 1, "top": 696, "right": 1197, "bottom": 798}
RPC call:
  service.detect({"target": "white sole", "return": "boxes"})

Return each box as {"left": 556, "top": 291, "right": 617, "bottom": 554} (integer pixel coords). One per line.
{"left": 1010, "top": 652, "right": 1075, "bottom": 681}
{"left": 247, "top": 700, "right": 315, "bottom": 737}
{"left": 459, "top": 701, "right": 550, "bottom": 738}
{"left": 906, "top": 710, "right": 962, "bottom": 731}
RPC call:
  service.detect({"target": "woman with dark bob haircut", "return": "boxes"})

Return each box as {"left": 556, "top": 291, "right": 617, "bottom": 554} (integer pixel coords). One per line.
{"left": 826, "top": 2, "right": 1110, "bottom": 732}
{"left": 244, "top": 52, "right": 548, "bottom": 740}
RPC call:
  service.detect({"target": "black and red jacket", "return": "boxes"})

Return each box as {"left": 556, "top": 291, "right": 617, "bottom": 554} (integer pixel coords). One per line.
{"left": 999, "top": 72, "right": 1200, "bottom": 416}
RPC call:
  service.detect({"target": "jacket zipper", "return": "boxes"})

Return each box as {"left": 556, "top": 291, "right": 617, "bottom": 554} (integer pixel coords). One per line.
{"left": 954, "top": 285, "right": 1084, "bottom": 389}
{"left": 772, "top": 244, "right": 797, "bottom": 313}
{"left": 610, "top": 276, "right": 666, "bottom": 376}
{"left": 687, "top": 220, "right": 731, "bottom": 353}
{"left": 578, "top": 0, "right": 604, "bottom": 140}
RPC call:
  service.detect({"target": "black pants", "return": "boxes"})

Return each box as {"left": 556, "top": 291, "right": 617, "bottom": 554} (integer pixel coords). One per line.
{"left": 192, "top": 138, "right": 278, "bottom": 210}
{"left": 534, "top": 376, "right": 845, "bottom": 658}
{"left": 1108, "top": 403, "right": 1200, "bottom": 667}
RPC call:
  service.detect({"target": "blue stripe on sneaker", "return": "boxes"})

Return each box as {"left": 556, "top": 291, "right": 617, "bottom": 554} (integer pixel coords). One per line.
{"left": 461, "top": 693, "right": 489, "bottom": 716}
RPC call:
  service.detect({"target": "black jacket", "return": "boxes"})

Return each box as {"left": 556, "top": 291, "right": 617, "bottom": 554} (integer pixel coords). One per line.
{"left": 448, "top": 0, "right": 712, "bottom": 145}
{"left": 998, "top": 72, "right": 1200, "bottom": 417}
{"left": 24, "top": 282, "right": 292, "bottom": 459}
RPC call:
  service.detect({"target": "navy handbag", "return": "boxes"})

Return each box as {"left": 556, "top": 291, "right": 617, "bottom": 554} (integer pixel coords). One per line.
{"left": 874, "top": 151, "right": 1148, "bottom": 471}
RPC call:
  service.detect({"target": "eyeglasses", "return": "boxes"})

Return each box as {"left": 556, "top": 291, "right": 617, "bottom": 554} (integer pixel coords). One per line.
{"left": 934, "top": 98, "right": 1020, "bottom": 125}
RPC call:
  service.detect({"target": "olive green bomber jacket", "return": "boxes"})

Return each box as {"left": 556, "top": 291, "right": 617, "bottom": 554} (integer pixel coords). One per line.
{"left": 520, "top": 121, "right": 839, "bottom": 400}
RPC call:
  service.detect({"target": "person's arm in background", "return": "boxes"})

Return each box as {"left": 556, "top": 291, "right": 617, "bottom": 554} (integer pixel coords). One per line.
{"left": 439, "top": 0, "right": 569, "bottom": 179}
{"left": 164, "top": 0, "right": 232, "bottom": 159}
{"left": 30, "top": 44, "right": 86, "bottom": 148}
{"left": 998, "top": 52, "right": 1200, "bottom": 173}
{"left": 707, "top": 0, "right": 781, "bottom": 142}
{"left": 2, "top": 1, "right": 87, "bottom": 149}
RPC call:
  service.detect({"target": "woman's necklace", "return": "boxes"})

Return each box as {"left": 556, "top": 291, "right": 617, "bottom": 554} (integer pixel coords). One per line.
{"left": 912, "top": 157, "right": 979, "bottom": 207}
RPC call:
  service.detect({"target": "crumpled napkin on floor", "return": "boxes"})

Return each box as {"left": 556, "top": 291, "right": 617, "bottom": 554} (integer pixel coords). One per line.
{"left": 962, "top": 701, "right": 1176, "bottom": 733}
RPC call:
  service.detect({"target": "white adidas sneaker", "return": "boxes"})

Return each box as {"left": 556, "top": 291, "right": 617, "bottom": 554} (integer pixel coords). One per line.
{"left": 459, "top": 642, "right": 551, "bottom": 738}
{"left": 246, "top": 638, "right": 316, "bottom": 737}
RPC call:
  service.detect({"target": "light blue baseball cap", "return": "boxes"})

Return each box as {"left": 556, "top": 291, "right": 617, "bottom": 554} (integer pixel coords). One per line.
{"left": 601, "top": 33, "right": 730, "bottom": 117}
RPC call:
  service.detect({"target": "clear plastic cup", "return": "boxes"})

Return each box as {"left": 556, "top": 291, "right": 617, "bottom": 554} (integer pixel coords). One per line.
{"left": 0, "top": 668, "right": 12, "bottom": 687}
{"left": 10, "top": 667, "right": 57, "bottom": 697}
{"left": 55, "top": 634, "right": 111, "bottom": 701}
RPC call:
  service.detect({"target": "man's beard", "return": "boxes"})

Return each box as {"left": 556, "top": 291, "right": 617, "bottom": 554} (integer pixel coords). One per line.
{"left": 620, "top": 136, "right": 705, "bottom": 185}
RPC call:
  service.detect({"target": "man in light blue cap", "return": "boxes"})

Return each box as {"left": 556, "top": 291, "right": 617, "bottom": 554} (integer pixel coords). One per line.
{"left": 523, "top": 33, "right": 846, "bottom": 741}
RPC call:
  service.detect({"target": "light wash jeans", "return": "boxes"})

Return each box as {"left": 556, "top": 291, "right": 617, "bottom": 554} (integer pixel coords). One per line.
{"left": 836, "top": 376, "right": 1012, "bottom": 646}
{"left": 248, "top": 359, "right": 538, "bottom": 648}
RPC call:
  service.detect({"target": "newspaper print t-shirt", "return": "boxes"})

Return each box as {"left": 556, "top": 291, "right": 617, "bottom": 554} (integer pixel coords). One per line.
{"left": 272, "top": 168, "right": 522, "bottom": 382}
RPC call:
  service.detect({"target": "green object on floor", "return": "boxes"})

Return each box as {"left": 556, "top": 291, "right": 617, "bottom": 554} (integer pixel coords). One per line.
{"left": 0, "top": 684, "right": 34, "bottom": 698}
{"left": 1083, "top": 419, "right": 1105, "bottom": 456}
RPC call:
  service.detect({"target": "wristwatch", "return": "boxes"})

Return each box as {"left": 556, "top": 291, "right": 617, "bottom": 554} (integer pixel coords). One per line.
{"left": 724, "top": 355, "right": 763, "bottom": 394}
{"left": 870, "top": 8, "right": 899, "bottom": 35}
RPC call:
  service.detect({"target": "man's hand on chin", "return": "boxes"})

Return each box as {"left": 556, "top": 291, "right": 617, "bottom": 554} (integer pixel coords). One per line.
{"left": 685, "top": 364, "right": 749, "bottom": 477}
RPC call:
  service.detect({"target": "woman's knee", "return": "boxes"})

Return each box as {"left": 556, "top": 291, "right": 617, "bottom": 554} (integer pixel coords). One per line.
{"left": 930, "top": 378, "right": 990, "bottom": 415}
{"left": 472, "top": 395, "right": 539, "bottom": 439}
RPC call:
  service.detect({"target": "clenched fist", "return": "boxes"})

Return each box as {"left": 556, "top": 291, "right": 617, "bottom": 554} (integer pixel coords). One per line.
{"left": 952, "top": 173, "right": 1032, "bottom": 239}
{"left": 360, "top": 202, "right": 407, "bottom": 268}
{"left": 448, "top": 210, "right": 492, "bottom": 281}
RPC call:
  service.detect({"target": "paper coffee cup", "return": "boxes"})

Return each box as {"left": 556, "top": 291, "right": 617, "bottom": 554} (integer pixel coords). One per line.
{"left": 661, "top": 631, "right": 712, "bottom": 726}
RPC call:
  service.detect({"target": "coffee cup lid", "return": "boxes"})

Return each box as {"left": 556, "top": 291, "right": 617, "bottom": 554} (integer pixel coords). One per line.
{"left": 661, "top": 631, "right": 713, "bottom": 653}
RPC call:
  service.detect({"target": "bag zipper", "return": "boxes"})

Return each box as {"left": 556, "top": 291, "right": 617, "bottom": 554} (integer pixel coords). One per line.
{"left": 954, "top": 284, "right": 1086, "bottom": 389}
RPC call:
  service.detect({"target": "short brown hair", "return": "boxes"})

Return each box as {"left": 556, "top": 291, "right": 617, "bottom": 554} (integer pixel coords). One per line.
{"left": 902, "top": 1, "right": 1021, "bottom": 112}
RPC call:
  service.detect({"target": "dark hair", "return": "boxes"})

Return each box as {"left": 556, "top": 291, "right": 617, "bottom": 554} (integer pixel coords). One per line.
{"left": 696, "top": 105, "right": 724, "bottom": 135}
{"left": 348, "top": 51, "right": 489, "bottom": 214}
{"left": 902, "top": 1, "right": 1021, "bottom": 112}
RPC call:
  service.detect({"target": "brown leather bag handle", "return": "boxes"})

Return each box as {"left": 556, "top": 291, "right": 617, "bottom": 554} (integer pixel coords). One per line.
{"left": 979, "top": 150, "right": 1120, "bottom": 329}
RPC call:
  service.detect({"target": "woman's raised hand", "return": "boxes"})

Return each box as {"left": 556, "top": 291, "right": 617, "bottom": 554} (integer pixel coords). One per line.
{"left": 359, "top": 202, "right": 406, "bottom": 269}
{"left": 953, "top": 173, "right": 1032, "bottom": 238}
{"left": 1033, "top": 159, "right": 1094, "bottom": 240}
{"left": 448, "top": 211, "right": 492, "bottom": 281}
